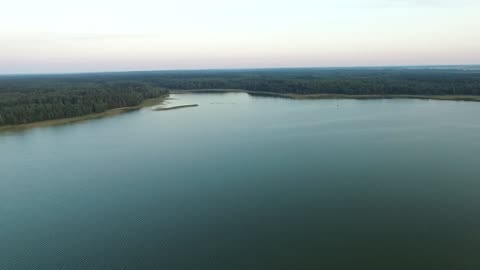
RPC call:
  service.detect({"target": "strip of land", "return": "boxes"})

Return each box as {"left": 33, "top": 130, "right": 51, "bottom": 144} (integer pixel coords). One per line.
{"left": 153, "top": 104, "right": 199, "bottom": 111}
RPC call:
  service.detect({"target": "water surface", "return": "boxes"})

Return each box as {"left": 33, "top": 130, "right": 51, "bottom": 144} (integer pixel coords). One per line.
{"left": 1, "top": 93, "right": 480, "bottom": 269}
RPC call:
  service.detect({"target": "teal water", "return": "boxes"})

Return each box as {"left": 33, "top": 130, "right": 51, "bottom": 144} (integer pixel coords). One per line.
{"left": 1, "top": 93, "right": 480, "bottom": 269}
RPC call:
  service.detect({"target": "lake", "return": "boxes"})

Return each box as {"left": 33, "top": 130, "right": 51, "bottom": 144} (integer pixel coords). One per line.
{"left": 1, "top": 92, "right": 480, "bottom": 269}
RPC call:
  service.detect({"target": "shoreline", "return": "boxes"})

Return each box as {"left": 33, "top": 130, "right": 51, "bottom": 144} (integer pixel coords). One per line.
{"left": 0, "top": 95, "right": 168, "bottom": 132}
{"left": 172, "top": 89, "right": 480, "bottom": 102}
{"left": 2, "top": 89, "right": 479, "bottom": 132}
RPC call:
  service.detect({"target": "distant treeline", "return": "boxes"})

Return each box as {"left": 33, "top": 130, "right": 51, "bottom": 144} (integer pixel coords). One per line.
{"left": 1, "top": 67, "right": 480, "bottom": 125}
{"left": 144, "top": 68, "right": 480, "bottom": 95}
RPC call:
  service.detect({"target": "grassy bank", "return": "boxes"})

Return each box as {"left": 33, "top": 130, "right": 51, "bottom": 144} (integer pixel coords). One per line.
{"left": 0, "top": 95, "right": 168, "bottom": 132}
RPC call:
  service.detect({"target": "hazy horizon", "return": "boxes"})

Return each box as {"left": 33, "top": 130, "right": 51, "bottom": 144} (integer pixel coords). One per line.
{"left": 2, "top": 64, "right": 480, "bottom": 77}
{"left": 2, "top": 0, "right": 479, "bottom": 74}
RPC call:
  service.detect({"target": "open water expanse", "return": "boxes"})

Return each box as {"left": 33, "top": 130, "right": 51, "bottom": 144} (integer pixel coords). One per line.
{"left": 1, "top": 93, "right": 480, "bottom": 269}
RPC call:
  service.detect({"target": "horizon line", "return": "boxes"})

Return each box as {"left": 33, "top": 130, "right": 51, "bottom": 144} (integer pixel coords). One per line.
{"left": 1, "top": 64, "right": 480, "bottom": 77}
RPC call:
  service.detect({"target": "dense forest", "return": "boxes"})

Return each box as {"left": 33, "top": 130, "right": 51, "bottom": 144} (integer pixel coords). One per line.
{"left": 1, "top": 67, "right": 480, "bottom": 126}
{"left": 141, "top": 67, "right": 480, "bottom": 95}
{"left": 0, "top": 82, "right": 167, "bottom": 125}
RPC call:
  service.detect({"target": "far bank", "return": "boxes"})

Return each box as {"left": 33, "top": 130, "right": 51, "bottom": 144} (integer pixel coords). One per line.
{"left": 172, "top": 89, "right": 480, "bottom": 102}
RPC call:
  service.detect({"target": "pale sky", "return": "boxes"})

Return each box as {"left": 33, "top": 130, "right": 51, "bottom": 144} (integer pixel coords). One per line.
{"left": 1, "top": 0, "right": 479, "bottom": 74}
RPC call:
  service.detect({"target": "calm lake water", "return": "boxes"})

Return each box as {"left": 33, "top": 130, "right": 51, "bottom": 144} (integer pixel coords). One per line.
{"left": 1, "top": 93, "right": 480, "bottom": 269}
